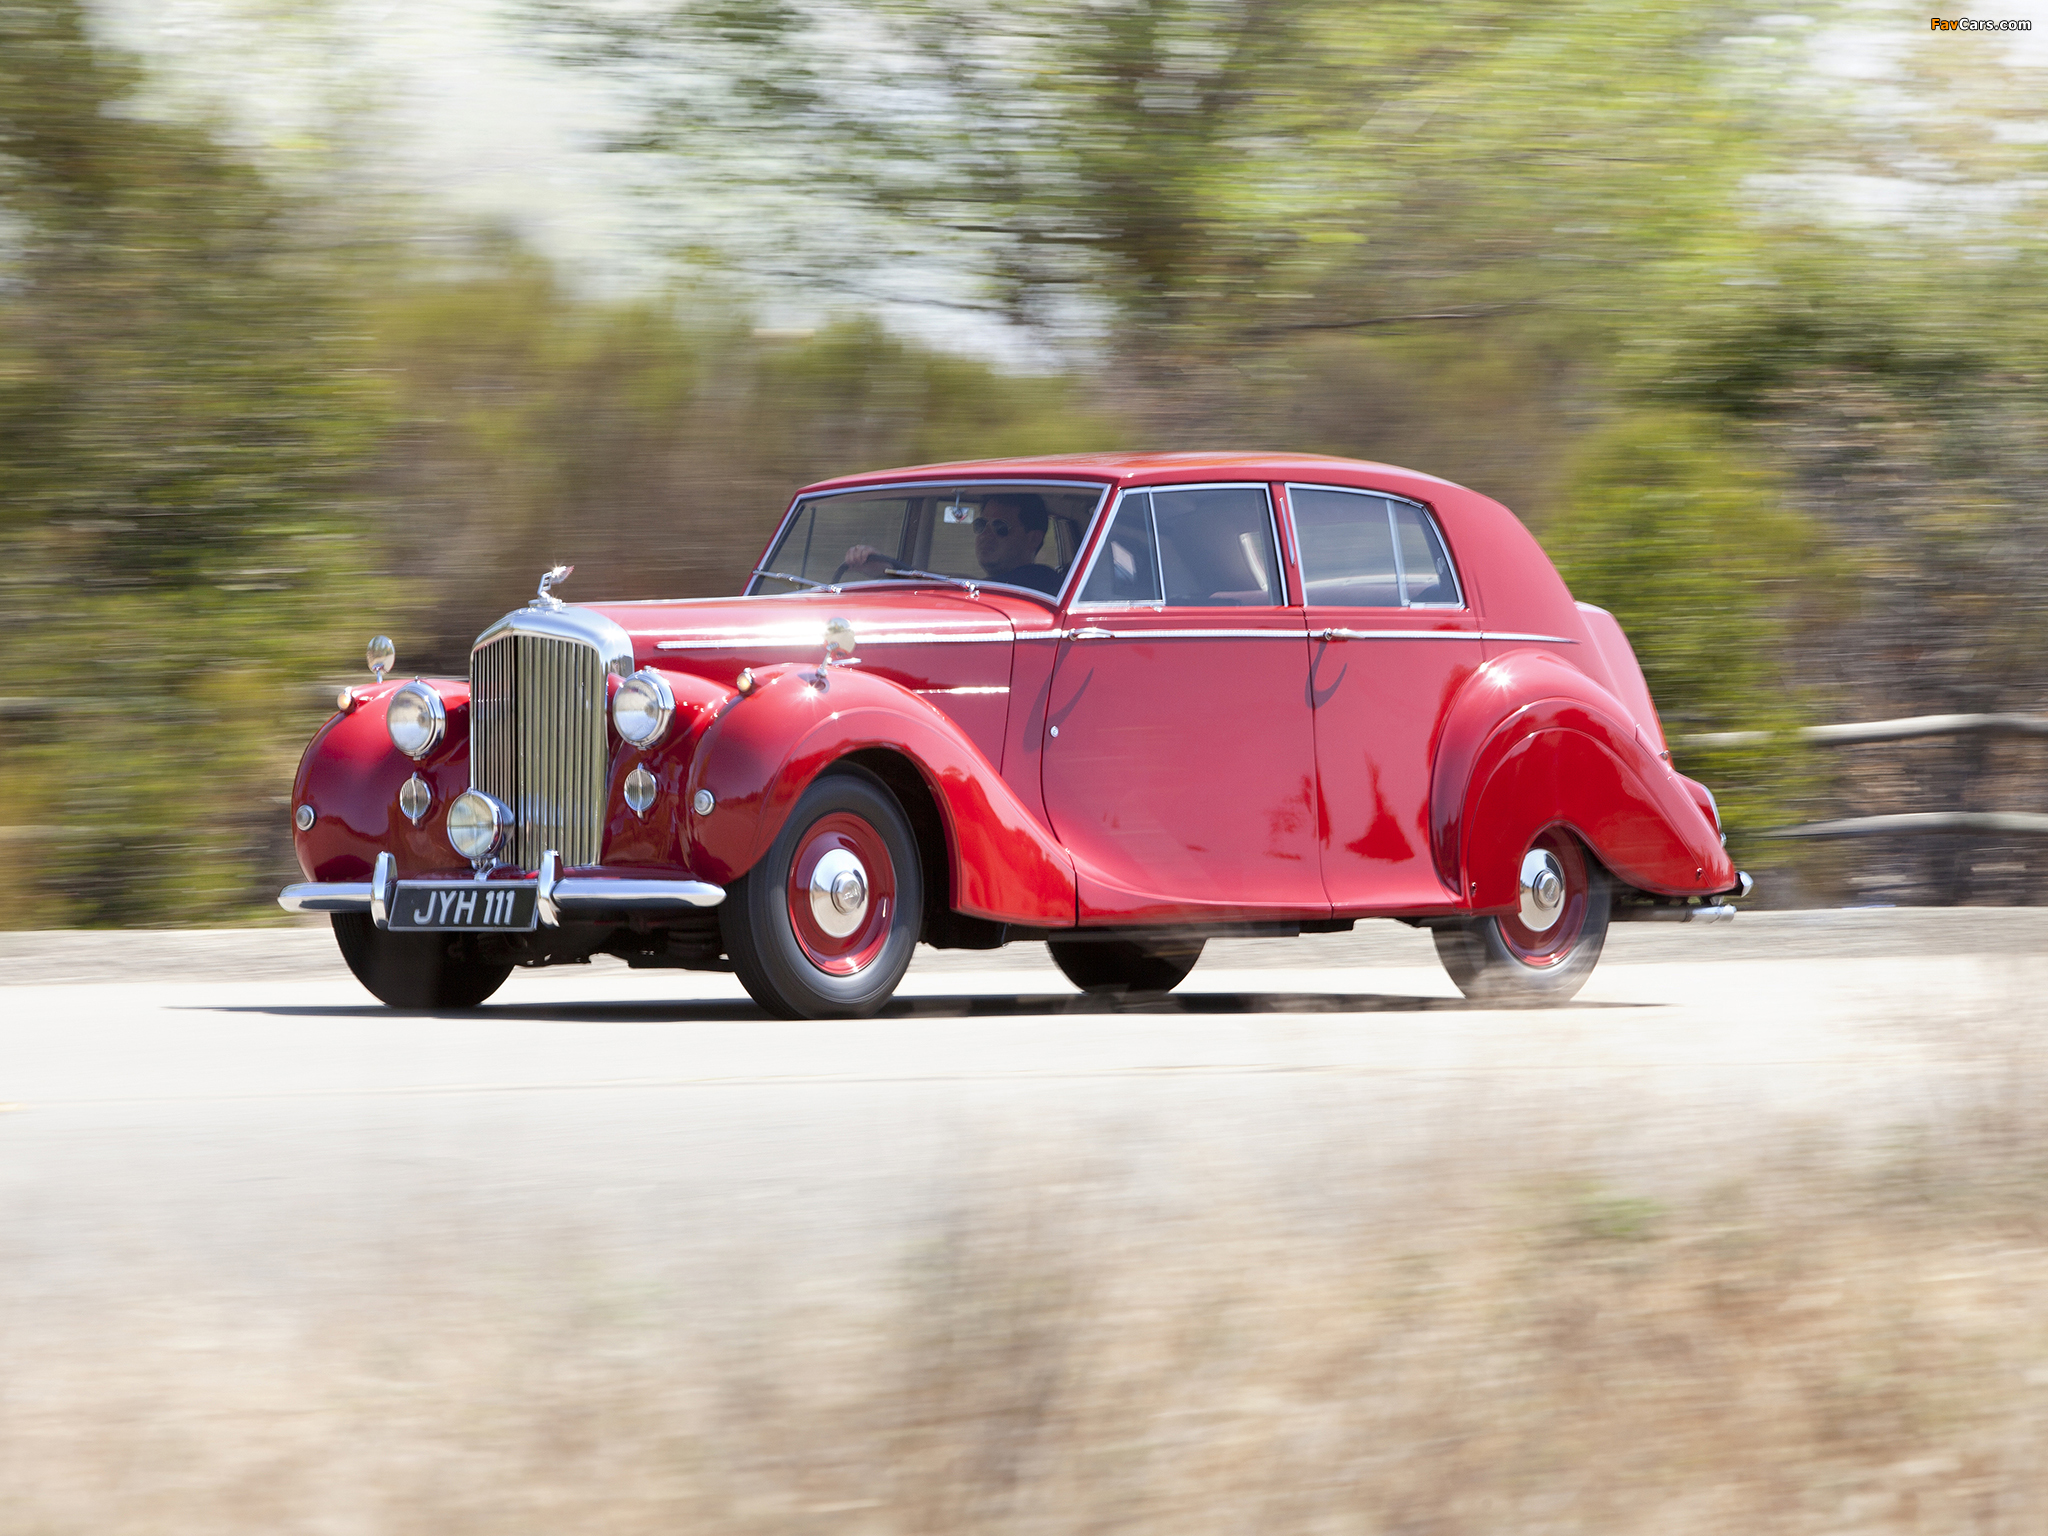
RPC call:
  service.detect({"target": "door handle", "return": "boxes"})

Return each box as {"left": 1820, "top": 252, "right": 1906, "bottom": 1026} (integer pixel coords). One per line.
{"left": 1067, "top": 626, "right": 1113, "bottom": 640}
{"left": 1316, "top": 628, "right": 1360, "bottom": 642}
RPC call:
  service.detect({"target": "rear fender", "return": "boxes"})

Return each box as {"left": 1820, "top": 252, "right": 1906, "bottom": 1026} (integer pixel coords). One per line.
{"left": 682, "top": 664, "right": 1077, "bottom": 926}
{"left": 1431, "top": 653, "right": 1732, "bottom": 903}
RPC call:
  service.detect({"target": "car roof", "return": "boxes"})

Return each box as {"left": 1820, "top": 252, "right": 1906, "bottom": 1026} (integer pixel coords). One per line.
{"left": 793, "top": 451, "right": 1467, "bottom": 499}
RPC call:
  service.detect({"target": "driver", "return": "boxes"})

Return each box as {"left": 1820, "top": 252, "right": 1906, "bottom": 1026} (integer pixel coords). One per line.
{"left": 841, "top": 492, "right": 1062, "bottom": 594}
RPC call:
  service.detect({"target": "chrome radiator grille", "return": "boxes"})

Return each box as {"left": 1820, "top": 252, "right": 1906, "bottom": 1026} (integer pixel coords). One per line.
{"left": 470, "top": 632, "right": 608, "bottom": 869}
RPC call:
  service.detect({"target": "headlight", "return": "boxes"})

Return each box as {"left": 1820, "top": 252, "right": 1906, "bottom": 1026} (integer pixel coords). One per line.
{"left": 446, "top": 789, "right": 512, "bottom": 864}
{"left": 612, "top": 669, "right": 675, "bottom": 747}
{"left": 386, "top": 681, "right": 446, "bottom": 759}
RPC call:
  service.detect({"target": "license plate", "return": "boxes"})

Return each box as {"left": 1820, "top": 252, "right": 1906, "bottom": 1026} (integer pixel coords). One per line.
{"left": 388, "top": 881, "right": 538, "bottom": 932}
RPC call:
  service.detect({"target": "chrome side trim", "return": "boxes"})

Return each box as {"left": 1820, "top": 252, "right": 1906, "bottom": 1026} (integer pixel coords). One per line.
{"left": 1313, "top": 629, "right": 1571, "bottom": 644}
{"left": 916, "top": 685, "right": 1010, "bottom": 695}
{"left": 857, "top": 629, "right": 1012, "bottom": 645}
{"left": 1058, "top": 626, "right": 1560, "bottom": 642}
{"left": 654, "top": 628, "right": 1011, "bottom": 651}
{"left": 1317, "top": 628, "right": 1482, "bottom": 641}
{"left": 1065, "top": 627, "right": 1307, "bottom": 640}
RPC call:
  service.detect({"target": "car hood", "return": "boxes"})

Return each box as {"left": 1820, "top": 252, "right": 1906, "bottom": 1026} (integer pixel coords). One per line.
{"left": 581, "top": 589, "right": 1026, "bottom": 766}
{"left": 583, "top": 589, "right": 1019, "bottom": 672}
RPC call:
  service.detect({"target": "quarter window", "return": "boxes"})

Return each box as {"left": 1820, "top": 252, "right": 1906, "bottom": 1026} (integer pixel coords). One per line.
{"left": 1078, "top": 491, "right": 1162, "bottom": 605}
{"left": 1291, "top": 486, "right": 1463, "bottom": 609}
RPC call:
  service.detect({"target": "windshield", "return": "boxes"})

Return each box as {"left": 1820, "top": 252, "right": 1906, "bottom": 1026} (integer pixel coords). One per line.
{"left": 753, "top": 482, "right": 1107, "bottom": 601}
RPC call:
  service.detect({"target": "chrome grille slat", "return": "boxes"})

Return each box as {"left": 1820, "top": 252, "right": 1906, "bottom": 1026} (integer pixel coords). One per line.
{"left": 471, "top": 628, "right": 607, "bottom": 870}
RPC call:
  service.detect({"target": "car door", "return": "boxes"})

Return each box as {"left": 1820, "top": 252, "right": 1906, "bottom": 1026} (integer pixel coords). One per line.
{"left": 1041, "top": 483, "right": 1325, "bottom": 923}
{"left": 1287, "top": 483, "right": 1482, "bottom": 913}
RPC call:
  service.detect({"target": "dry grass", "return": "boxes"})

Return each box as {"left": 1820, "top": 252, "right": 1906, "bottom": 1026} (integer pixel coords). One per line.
{"left": 15, "top": 986, "right": 2048, "bottom": 1533}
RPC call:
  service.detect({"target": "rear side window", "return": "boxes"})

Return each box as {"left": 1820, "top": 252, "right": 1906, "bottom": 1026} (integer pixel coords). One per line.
{"left": 1290, "top": 485, "right": 1463, "bottom": 609}
{"left": 1078, "top": 484, "right": 1282, "bottom": 608}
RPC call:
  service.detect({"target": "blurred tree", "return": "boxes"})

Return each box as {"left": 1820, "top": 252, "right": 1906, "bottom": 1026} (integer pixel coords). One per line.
{"left": 529, "top": 0, "right": 1764, "bottom": 356}
{"left": 1543, "top": 411, "right": 1823, "bottom": 851}
{"left": 0, "top": 0, "right": 376, "bottom": 923}
{"left": 361, "top": 248, "right": 1120, "bottom": 670}
{"left": 1633, "top": 245, "right": 2048, "bottom": 900}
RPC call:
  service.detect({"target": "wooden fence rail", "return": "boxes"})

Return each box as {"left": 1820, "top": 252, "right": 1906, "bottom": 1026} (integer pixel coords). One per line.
{"left": 1677, "top": 713, "right": 2048, "bottom": 842}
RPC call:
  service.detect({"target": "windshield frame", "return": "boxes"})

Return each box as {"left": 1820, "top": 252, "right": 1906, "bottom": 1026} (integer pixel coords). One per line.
{"left": 746, "top": 477, "right": 1116, "bottom": 606}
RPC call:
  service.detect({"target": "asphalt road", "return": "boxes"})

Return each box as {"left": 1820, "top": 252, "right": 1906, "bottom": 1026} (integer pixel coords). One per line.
{"left": 4, "top": 910, "right": 2042, "bottom": 1294}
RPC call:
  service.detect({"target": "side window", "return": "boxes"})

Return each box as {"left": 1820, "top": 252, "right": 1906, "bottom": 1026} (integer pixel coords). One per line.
{"left": 1292, "top": 485, "right": 1463, "bottom": 609}
{"left": 1150, "top": 485, "right": 1281, "bottom": 607}
{"left": 1077, "top": 490, "right": 1161, "bottom": 605}
{"left": 1391, "top": 501, "right": 1462, "bottom": 606}
{"left": 1292, "top": 487, "right": 1400, "bottom": 607}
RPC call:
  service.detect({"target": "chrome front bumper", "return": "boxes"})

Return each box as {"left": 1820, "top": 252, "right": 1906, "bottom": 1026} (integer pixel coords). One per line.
{"left": 279, "top": 850, "right": 725, "bottom": 928}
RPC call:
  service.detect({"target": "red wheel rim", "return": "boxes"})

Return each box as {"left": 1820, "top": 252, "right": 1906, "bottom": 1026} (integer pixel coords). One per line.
{"left": 785, "top": 811, "right": 897, "bottom": 976}
{"left": 1496, "top": 829, "right": 1589, "bottom": 968}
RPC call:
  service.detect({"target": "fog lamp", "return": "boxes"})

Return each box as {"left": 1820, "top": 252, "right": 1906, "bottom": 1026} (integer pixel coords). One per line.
{"left": 399, "top": 773, "right": 433, "bottom": 825}
{"left": 624, "top": 765, "right": 657, "bottom": 816}
{"left": 447, "top": 789, "right": 513, "bottom": 865}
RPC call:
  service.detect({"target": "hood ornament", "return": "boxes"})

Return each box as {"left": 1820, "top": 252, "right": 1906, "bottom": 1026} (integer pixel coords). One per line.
{"left": 533, "top": 564, "right": 574, "bottom": 610}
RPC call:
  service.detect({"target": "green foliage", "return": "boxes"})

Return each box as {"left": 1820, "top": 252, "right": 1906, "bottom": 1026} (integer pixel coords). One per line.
{"left": 0, "top": 0, "right": 373, "bottom": 923}
{"left": 531, "top": 0, "right": 1765, "bottom": 350}
{"left": 1544, "top": 413, "right": 1823, "bottom": 843}
{"left": 361, "top": 255, "right": 1118, "bottom": 669}
{"left": 10, "top": 0, "right": 2048, "bottom": 919}
{"left": 0, "top": 0, "right": 1142, "bottom": 925}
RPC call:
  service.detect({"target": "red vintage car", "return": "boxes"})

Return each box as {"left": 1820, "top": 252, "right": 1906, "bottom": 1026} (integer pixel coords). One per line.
{"left": 282, "top": 452, "right": 1746, "bottom": 1015}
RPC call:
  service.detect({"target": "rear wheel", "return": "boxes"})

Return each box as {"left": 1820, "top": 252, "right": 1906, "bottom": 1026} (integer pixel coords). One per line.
{"left": 1434, "top": 829, "right": 1610, "bottom": 1006}
{"left": 1048, "top": 933, "right": 1205, "bottom": 995}
{"left": 331, "top": 913, "right": 513, "bottom": 1010}
{"left": 721, "top": 767, "right": 923, "bottom": 1019}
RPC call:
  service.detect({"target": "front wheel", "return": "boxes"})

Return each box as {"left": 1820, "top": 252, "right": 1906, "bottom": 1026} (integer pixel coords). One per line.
{"left": 1434, "top": 830, "right": 1610, "bottom": 1006}
{"left": 721, "top": 767, "right": 923, "bottom": 1019}
{"left": 1048, "top": 933, "right": 1205, "bottom": 995}
{"left": 331, "top": 913, "right": 513, "bottom": 1009}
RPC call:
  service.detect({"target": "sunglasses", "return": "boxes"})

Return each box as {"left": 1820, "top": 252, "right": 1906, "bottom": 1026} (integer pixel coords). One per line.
{"left": 971, "top": 516, "right": 1014, "bottom": 537}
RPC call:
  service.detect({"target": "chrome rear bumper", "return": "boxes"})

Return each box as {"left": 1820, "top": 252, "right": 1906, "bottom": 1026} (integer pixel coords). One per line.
{"left": 280, "top": 850, "right": 725, "bottom": 928}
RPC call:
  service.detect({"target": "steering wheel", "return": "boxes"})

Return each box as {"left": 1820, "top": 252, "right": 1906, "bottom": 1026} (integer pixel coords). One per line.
{"left": 830, "top": 561, "right": 856, "bottom": 583}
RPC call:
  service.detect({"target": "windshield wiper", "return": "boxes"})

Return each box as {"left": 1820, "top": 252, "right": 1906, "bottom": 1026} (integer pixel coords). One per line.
{"left": 885, "top": 567, "right": 981, "bottom": 599}
{"left": 753, "top": 567, "right": 841, "bottom": 593}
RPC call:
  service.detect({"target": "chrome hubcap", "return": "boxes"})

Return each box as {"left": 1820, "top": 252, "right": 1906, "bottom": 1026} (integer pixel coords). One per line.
{"left": 810, "top": 848, "right": 870, "bottom": 937}
{"left": 1518, "top": 849, "right": 1567, "bottom": 932}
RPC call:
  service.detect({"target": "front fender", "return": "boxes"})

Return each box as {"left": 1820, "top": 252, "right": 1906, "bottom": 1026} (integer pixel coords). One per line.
{"left": 292, "top": 678, "right": 472, "bottom": 881}
{"left": 681, "top": 664, "right": 1076, "bottom": 926}
{"left": 601, "top": 668, "right": 736, "bottom": 872}
{"left": 1431, "top": 653, "right": 1733, "bottom": 903}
